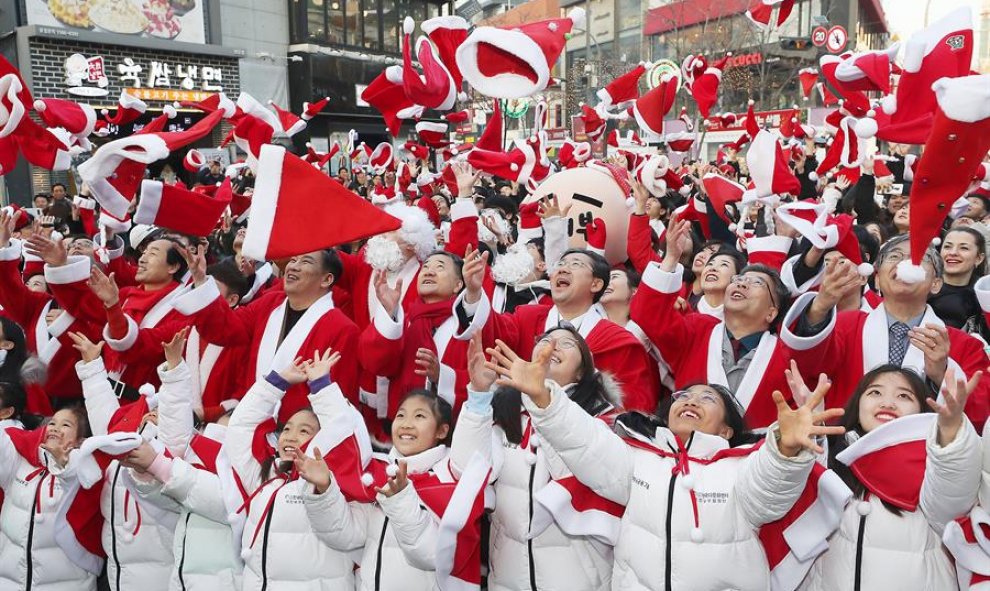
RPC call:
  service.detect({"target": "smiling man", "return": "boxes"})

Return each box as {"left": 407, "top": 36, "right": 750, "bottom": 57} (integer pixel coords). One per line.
{"left": 171, "top": 248, "right": 360, "bottom": 422}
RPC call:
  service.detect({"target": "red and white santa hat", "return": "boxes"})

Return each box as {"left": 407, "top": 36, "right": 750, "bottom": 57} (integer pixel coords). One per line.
{"left": 597, "top": 62, "right": 648, "bottom": 111}
{"left": 101, "top": 91, "right": 148, "bottom": 126}
{"left": 701, "top": 172, "right": 745, "bottom": 225}
{"left": 362, "top": 68, "right": 423, "bottom": 137}
{"left": 404, "top": 141, "right": 430, "bottom": 160}
{"left": 827, "top": 44, "right": 900, "bottom": 94}
{"left": 942, "top": 508, "right": 990, "bottom": 591}
{"left": 268, "top": 101, "right": 307, "bottom": 137}
{"left": 402, "top": 18, "right": 458, "bottom": 112}
{"left": 302, "top": 97, "right": 330, "bottom": 120}
{"left": 811, "top": 115, "right": 871, "bottom": 182}
{"left": 135, "top": 178, "right": 233, "bottom": 237}
{"left": 579, "top": 104, "right": 606, "bottom": 143}
{"left": 243, "top": 144, "right": 403, "bottom": 261}
{"left": 443, "top": 109, "right": 470, "bottom": 124}
{"left": 33, "top": 97, "right": 97, "bottom": 139}
{"left": 873, "top": 155, "right": 895, "bottom": 183}
{"left": 178, "top": 92, "right": 237, "bottom": 118}
{"left": 665, "top": 131, "right": 696, "bottom": 152}
{"left": 467, "top": 137, "right": 541, "bottom": 188}
{"left": 632, "top": 74, "right": 678, "bottom": 139}
{"left": 798, "top": 67, "right": 818, "bottom": 100}
{"left": 369, "top": 142, "right": 395, "bottom": 174}
{"left": 776, "top": 201, "right": 874, "bottom": 275}
{"left": 557, "top": 140, "right": 591, "bottom": 169}
{"left": 746, "top": 0, "right": 795, "bottom": 30}
{"left": 690, "top": 54, "right": 730, "bottom": 119}
{"left": 745, "top": 129, "right": 802, "bottom": 199}
{"left": 422, "top": 15, "right": 470, "bottom": 90}
{"left": 680, "top": 54, "right": 707, "bottom": 89}
{"left": 455, "top": 8, "right": 585, "bottom": 99}
{"left": 416, "top": 121, "right": 449, "bottom": 148}
{"left": 183, "top": 149, "right": 205, "bottom": 173}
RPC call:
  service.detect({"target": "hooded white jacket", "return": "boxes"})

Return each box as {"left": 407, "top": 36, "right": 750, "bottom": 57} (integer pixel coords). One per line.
{"left": 226, "top": 376, "right": 359, "bottom": 591}
{"left": 799, "top": 417, "right": 982, "bottom": 591}
{"left": 0, "top": 428, "right": 98, "bottom": 591}
{"left": 77, "top": 358, "right": 175, "bottom": 591}
{"left": 525, "top": 381, "right": 817, "bottom": 591}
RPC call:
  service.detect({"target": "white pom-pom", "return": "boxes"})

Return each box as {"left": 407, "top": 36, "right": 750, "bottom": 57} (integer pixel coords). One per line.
{"left": 547, "top": 22, "right": 558, "bottom": 32}
{"left": 568, "top": 7, "right": 586, "bottom": 29}
{"left": 703, "top": 119, "right": 710, "bottom": 127}
{"left": 808, "top": 172, "right": 819, "bottom": 182}
{"left": 856, "top": 501, "right": 872, "bottom": 516}
{"left": 386, "top": 464, "right": 399, "bottom": 478}
{"left": 747, "top": 99, "right": 755, "bottom": 106}
{"left": 172, "top": 101, "right": 182, "bottom": 110}
{"left": 880, "top": 95, "right": 897, "bottom": 115}
{"left": 857, "top": 263, "right": 874, "bottom": 276}
{"left": 101, "top": 108, "right": 109, "bottom": 116}
{"left": 510, "top": 163, "right": 519, "bottom": 172}
{"left": 679, "top": 473, "right": 695, "bottom": 490}
{"left": 866, "top": 109, "right": 876, "bottom": 118}
{"left": 139, "top": 384, "right": 155, "bottom": 397}
{"left": 241, "top": 548, "right": 252, "bottom": 561}
{"left": 33, "top": 99, "right": 46, "bottom": 112}
{"left": 679, "top": 185, "right": 691, "bottom": 196}
{"left": 895, "top": 260, "right": 927, "bottom": 284}
{"left": 34, "top": 512, "right": 45, "bottom": 524}
{"left": 530, "top": 434, "right": 540, "bottom": 449}
{"left": 361, "top": 472, "right": 375, "bottom": 487}
{"left": 931, "top": 236, "right": 941, "bottom": 247}
{"left": 725, "top": 51, "right": 733, "bottom": 57}
{"left": 802, "top": 96, "right": 809, "bottom": 101}
{"left": 403, "top": 16, "right": 414, "bottom": 35}
{"left": 525, "top": 451, "right": 537, "bottom": 465}
{"left": 457, "top": 92, "right": 467, "bottom": 102}
{"left": 163, "top": 104, "right": 177, "bottom": 119}
{"left": 855, "top": 117, "right": 877, "bottom": 139}
{"left": 690, "top": 527, "right": 704, "bottom": 543}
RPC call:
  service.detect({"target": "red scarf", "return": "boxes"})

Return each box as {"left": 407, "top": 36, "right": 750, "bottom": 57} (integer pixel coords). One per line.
{"left": 122, "top": 281, "right": 180, "bottom": 324}
{"left": 405, "top": 297, "right": 456, "bottom": 348}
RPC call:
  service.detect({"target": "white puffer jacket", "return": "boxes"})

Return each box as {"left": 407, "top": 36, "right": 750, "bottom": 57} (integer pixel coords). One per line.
{"left": 226, "top": 377, "right": 359, "bottom": 591}
{"left": 0, "top": 428, "right": 98, "bottom": 591}
{"left": 77, "top": 357, "right": 176, "bottom": 591}
{"left": 305, "top": 442, "right": 451, "bottom": 591}
{"left": 526, "top": 381, "right": 817, "bottom": 591}
{"left": 451, "top": 389, "right": 613, "bottom": 591}
{"left": 799, "top": 417, "right": 982, "bottom": 591}
{"left": 129, "top": 362, "right": 242, "bottom": 591}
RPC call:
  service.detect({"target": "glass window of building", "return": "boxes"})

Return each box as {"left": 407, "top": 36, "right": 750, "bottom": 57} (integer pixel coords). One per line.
{"left": 382, "top": 0, "right": 399, "bottom": 51}
{"left": 346, "top": 0, "right": 362, "bottom": 45}
{"left": 365, "top": 0, "right": 381, "bottom": 49}
{"left": 307, "top": 0, "right": 327, "bottom": 41}
{"left": 328, "top": 0, "right": 345, "bottom": 43}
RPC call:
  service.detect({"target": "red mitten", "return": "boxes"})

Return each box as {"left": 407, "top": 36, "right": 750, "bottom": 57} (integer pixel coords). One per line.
{"left": 519, "top": 202, "right": 541, "bottom": 231}
{"left": 586, "top": 217, "right": 607, "bottom": 254}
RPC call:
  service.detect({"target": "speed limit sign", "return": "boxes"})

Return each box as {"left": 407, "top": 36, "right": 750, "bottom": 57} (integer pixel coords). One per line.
{"left": 812, "top": 26, "right": 828, "bottom": 47}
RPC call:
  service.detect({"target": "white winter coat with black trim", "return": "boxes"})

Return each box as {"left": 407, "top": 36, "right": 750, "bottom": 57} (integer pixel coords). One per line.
{"left": 304, "top": 443, "right": 451, "bottom": 591}
{"left": 450, "top": 387, "right": 615, "bottom": 591}
{"left": 77, "top": 358, "right": 175, "bottom": 591}
{"left": 0, "top": 429, "right": 98, "bottom": 591}
{"left": 799, "top": 418, "right": 982, "bottom": 591}
{"left": 225, "top": 378, "right": 358, "bottom": 591}
{"left": 525, "top": 381, "right": 817, "bottom": 591}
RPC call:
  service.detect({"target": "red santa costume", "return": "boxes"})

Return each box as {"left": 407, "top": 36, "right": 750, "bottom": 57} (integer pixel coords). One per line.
{"left": 183, "top": 326, "right": 250, "bottom": 422}
{"left": 629, "top": 262, "right": 833, "bottom": 429}
{"left": 171, "top": 277, "right": 361, "bottom": 422}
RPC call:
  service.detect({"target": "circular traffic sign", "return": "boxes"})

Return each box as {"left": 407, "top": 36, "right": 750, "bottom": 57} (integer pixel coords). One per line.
{"left": 811, "top": 26, "right": 828, "bottom": 47}
{"left": 647, "top": 59, "right": 682, "bottom": 92}
{"left": 826, "top": 25, "right": 848, "bottom": 53}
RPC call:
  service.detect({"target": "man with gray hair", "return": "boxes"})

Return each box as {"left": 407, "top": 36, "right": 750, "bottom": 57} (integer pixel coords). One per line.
{"left": 781, "top": 233, "right": 990, "bottom": 430}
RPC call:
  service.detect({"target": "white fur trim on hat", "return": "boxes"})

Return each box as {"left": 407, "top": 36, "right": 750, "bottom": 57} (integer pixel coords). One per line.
{"left": 455, "top": 27, "right": 551, "bottom": 99}
{"left": 416, "top": 121, "right": 448, "bottom": 135}
{"left": 422, "top": 15, "right": 470, "bottom": 34}
{"left": 933, "top": 74, "right": 990, "bottom": 123}
{"left": 241, "top": 144, "right": 285, "bottom": 261}
{"left": 902, "top": 6, "right": 972, "bottom": 74}
{"left": 133, "top": 180, "right": 164, "bottom": 226}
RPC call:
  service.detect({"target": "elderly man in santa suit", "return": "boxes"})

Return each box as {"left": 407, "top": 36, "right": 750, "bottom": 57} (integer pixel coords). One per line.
{"left": 787, "top": 233, "right": 990, "bottom": 430}
{"left": 629, "top": 218, "right": 829, "bottom": 429}
{"left": 173, "top": 247, "right": 360, "bottom": 422}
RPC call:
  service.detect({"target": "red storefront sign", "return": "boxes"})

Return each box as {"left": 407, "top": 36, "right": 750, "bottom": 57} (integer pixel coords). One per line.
{"left": 706, "top": 109, "right": 798, "bottom": 132}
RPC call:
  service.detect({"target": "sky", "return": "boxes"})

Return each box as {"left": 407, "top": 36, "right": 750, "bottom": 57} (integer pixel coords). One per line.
{"left": 881, "top": 0, "right": 981, "bottom": 40}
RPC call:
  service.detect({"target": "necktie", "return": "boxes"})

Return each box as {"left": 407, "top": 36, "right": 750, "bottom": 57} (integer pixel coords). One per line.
{"left": 889, "top": 322, "right": 910, "bottom": 366}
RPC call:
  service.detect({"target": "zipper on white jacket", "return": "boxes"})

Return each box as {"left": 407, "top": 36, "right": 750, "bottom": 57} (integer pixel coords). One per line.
{"left": 374, "top": 517, "right": 389, "bottom": 590}
{"left": 110, "top": 465, "right": 124, "bottom": 591}
{"left": 24, "top": 476, "right": 45, "bottom": 590}
{"left": 527, "top": 463, "right": 538, "bottom": 591}
{"left": 177, "top": 513, "right": 192, "bottom": 591}
{"left": 259, "top": 491, "right": 277, "bottom": 591}
{"left": 853, "top": 511, "right": 867, "bottom": 591}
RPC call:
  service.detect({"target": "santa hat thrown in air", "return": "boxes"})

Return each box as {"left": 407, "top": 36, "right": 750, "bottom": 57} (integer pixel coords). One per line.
{"left": 942, "top": 508, "right": 990, "bottom": 591}
{"left": 475, "top": 100, "right": 504, "bottom": 152}
{"left": 702, "top": 172, "right": 745, "bottom": 225}
{"left": 665, "top": 131, "right": 696, "bottom": 152}
{"left": 183, "top": 149, "right": 205, "bottom": 173}
{"left": 817, "top": 82, "right": 840, "bottom": 107}
{"left": 421, "top": 15, "right": 470, "bottom": 90}
{"left": 557, "top": 140, "right": 591, "bottom": 169}
{"left": 268, "top": 101, "right": 307, "bottom": 137}
{"left": 798, "top": 68, "right": 818, "bottom": 100}
{"left": 33, "top": 97, "right": 97, "bottom": 139}
{"left": 178, "top": 92, "right": 237, "bottom": 118}
{"left": 597, "top": 62, "right": 648, "bottom": 111}
{"left": 369, "top": 142, "right": 394, "bottom": 174}
{"left": 404, "top": 141, "right": 430, "bottom": 160}
{"left": 467, "top": 137, "right": 542, "bottom": 188}
{"left": 580, "top": 104, "right": 606, "bottom": 143}
{"left": 873, "top": 156, "right": 895, "bottom": 184}
{"left": 243, "top": 144, "right": 403, "bottom": 260}
{"left": 361, "top": 68, "right": 424, "bottom": 137}
{"left": 746, "top": 129, "right": 802, "bottom": 199}
{"left": 776, "top": 201, "right": 874, "bottom": 275}
{"left": 134, "top": 178, "right": 233, "bottom": 237}
{"left": 829, "top": 45, "right": 900, "bottom": 94}
{"left": 901, "top": 74, "right": 990, "bottom": 283}
{"left": 101, "top": 91, "right": 148, "bottom": 126}
{"left": 746, "top": 0, "right": 795, "bottom": 30}
{"left": 443, "top": 110, "right": 470, "bottom": 124}
{"left": 402, "top": 18, "right": 458, "bottom": 112}
{"left": 455, "top": 8, "right": 585, "bottom": 99}
{"left": 302, "top": 97, "right": 330, "bottom": 120}
{"left": 811, "top": 116, "right": 870, "bottom": 182}
{"left": 632, "top": 75, "right": 678, "bottom": 139}
{"left": 690, "top": 54, "right": 730, "bottom": 119}
{"left": 416, "top": 121, "right": 450, "bottom": 148}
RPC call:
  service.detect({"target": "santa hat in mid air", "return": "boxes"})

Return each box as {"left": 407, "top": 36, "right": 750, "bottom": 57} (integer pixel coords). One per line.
{"left": 775, "top": 201, "right": 874, "bottom": 275}
{"left": 179, "top": 92, "right": 237, "bottom": 117}
{"left": 101, "top": 91, "right": 148, "bottom": 126}
{"left": 467, "top": 137, "right": 543, "bottom": 188}
{"left": 416, "top": 121, "right": 450, "bottom": 148}
{"left": 404, "top": 141, "right": 430, "bottom": 160}
{"left": 135, "top": 178, "right": 233, "bottom": 237}
{"left": 811, "top": 116, "right": 872, "bottom": 181}
{"left": 421, "top": 15, "right": 470, "bottom": 90}
{"left": 443, "top": 110, "right": 470, "bottom": 124}
{"left": 746, "top": 130, "right": 801, "bottom": 199}
{"left": 33, "top": 97, "right": 97, "bottom": 141}
{"left": 361, "top": 68, "right": 424, "bottom": 137}
{"left": 901, "top": 74, "right": 990, "bottom": 283}
{"left": 632, "top": 75, "right": 678, "bottom": 140}
{"left": 579, "top": 104, "right": 606, "bottom": 143}
{"left": 475, "top": 100, "right": 504, "bottom": 152}
{"left": 455, "top": 8, "right": 585, "bottom": 99}
{"left": 557, "top": 140, "right": 592, "bottom": 169}
{"left": 690, "top": 54, "right": 731, "bottom": 118}
{"left": 665, "top": 131, "right": 696, "bottom": 152}
{"left": 183, "top": 149, "right": 205, "bottom": 173}
{"left": 268, "top": 101, "right": 307, "bottom": 137}
{"left": 746, "top": 0, "right": 795, "bottom": 30}
{"left": 798, "top": 68, "right": 818, "bottom": 100}
{"left": 242, "top": 144, "right": 403, "bottom": 261}
{"left": 597, "top": 62, "right": 648, "bottom": 111}
{"left": 701, "top": 172, "right": 745, "bottom": 225}
{"left": 302, "top": 97, "right": 330, "bottom": 120}
{"left": 369, "top": 142, "right": 395, "bottom": 174}
{"left": 401, "top": 18, "right": 458, "bottom": 112}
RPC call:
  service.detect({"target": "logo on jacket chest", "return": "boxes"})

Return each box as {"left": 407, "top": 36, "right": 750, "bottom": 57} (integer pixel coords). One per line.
{"left": 694, "top": 490, "right": 730, "bottom": 504}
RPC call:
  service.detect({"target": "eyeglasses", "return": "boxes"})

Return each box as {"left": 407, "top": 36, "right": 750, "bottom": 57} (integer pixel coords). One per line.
{"left": 730, "top": 274, "right": 776, "bottom": 307}
{"left": 551, "top": 259, "right": 592, "bottom": 272}
{"left": 671, "top": 389, "right": 722, "bottom": 406}
{"left": 536, "top": 336, "right": 579, "bottom": 350}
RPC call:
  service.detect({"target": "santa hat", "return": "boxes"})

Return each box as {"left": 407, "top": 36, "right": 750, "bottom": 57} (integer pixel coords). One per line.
{"left": 830, "top": 45, "right": 900, "bottom": 94}
{"left": 242, "top": 144, "right": 403, "bottom": 260}
{"left": 798, "top": 68, "right": 818, "bottom": 100}
{"left": 680, "top": 54, "right": 707, "bottom": 89}
{"left": 302, "top": 97, "right": 330, "bottom": 120}
{"left": 362, "top": 68, "right": 423, "bottom": 137}
{"left": 422, "top": 15, "right": 470, "bottom": 90}
{"left": 902, "top": 74, "right": 990, "bottom": 283}
{"left": 135, "top": 178, "right": 233, "bottom": 236}
{"left": 416, "top": 121, "right": 449, "bottom": 148}
{"left": 607, "top": 129, "right": 620, "bottom": 148}
{"left": 455, "top": 8, "right": 585, "bottom": 99}
{"left": 875, "top": 7, "right": 973, "bottom": 144}
{"left": 0, "top": 56, "right": 34, "bottom": 138}
{"left": 557, "top": 140, "right": 591, "bottom": 169}
{"left": 101, "top": 91, "right": 148, "bottom": 126}
{"left": 942, "top": 508, "right": 990, "bottom": 591}
{"left": 665, "top": 131, "right": 696, "bottom": 152}
{"left": 369, "top": 142, "right": 395, "bottom": 174}
{"left": 402, "top": 18, "right": 457, "bottom": 111}
{"left": 4, "top": 204, "right": 33, "bottom": 231}
{"left": 579, "top": 104, "right": 606, "bottom": 143}
{"left": 404, "top": 141, "right": 430, "bottom": 160}
{"left": 690, "top": 54, "right": 730, "bottom": 119}
{"left": 467, "top": 137, "right": 541, "bottom": 186}
{"left": 701, "top": 173, "right": 745, "bottom": 225}
{"left": 836, "top": 413, "right": 934, "bottom": 511}
{"left": 632, "top": 75, "right": 678, "bottom": 139}
{"left": 636, "top": 155, "right": 671, "bottom": 198}
{"left": 475, "top": 100, "right": 504, "bottom": 152}
{"left": 746, "top": 130, "right": 801, "bottom": 198}
{"left": 183, "top": 149, "right": 205, "bottom": 173}
{"left": 776, "top": 201, "right": 874, "bottom": 275}
{"left": 873, "top": 156, "right": 895, "bottom": 183}
{"left": 746, "top": 0, "right": 795, "bottom": 30}
{"left": 178, "top": 92, "right": 236, "bottom": 117}
{"left": 708, "top": 112, "right": 738, "bottom": 128}
{"left": 597, "top": 62, "right": 648, "bottom": 111}
{"left": 268, "top": 101, "right": 307, "bottom": 137}
{"left": 812, "top": 116, "right": 869, "bottom": 181}
{"left": 417, "top": 195, "right": 442, "bottom": 228}
{"left": 33, "top": 97, "right": 97, "bottom": 140}
{"left": 817, "top": 82, "right": 839, "bottom": 107}
{"left": 443, "top": 110, "right": 470, "bottom": 124}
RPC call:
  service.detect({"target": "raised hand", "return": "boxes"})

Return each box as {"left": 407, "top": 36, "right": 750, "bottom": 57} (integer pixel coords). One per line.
{"left": 773, "top": 376, "right": 845, "bottom": 457}
{"left": 414, "top": 347, "right": 441, "bottom": 384}
{"left": 537, "top": 193, "right": 571, "bottom": 219}
{"left": 485, "top": 338, "right": 553, "bottom": 408}
{"left": 928, "top": 369, "right": 982, "bottom": 446}
{"left": 373, "top": 269, "right": 403, "bottom": 318}
{"left": 41, "top": 431, "right": 79, "bottom": 467}
{"left": 68, "top": 331, "right": 105, "bottom": 363}
{"left": 0, "top": 208, "right": 15, "bottom": 246}
{"left": 910, "top": 323, "right": 950, "bottom": 386}
{"left": 279, "top": 357, "right": 309, "bottom": 386}
{"left": 461, "top": 244, "right": 489, "bottom": 305}
{"left": 25, "top": 233, "right": 67, "bottom": 267}
{"left": 783, "top": 359, "right": 828, "bottom": 408}
{"left": 452, "top": 161, "right": 482, "bottom": 198}
{"left": 660, "top": 216, "right": 692, "bottom": 272}
{"left": 179, "top": 245, "right": 208, "bottom": 287}
{"left": 632, "top": 181, "right": 650, "bottom": 215}
{"left": 87, "top": 267, "right": 120, "bottom": 307}
{"left": 303, "top": 348, "right": 341, "bottom": 382}
{"left": 119, "top": 441, "right": 158, "bottom": 472}
{"left": 162, "top": 327, "right": 189, "bottom": 371}
{"left": 376, "top": 460, "right": 409, "bottom": 498}
{"left": 808, "top": 256, "right": 863, "bottom": 324}
{"left": 467, "top": 332, "right": 496, "bottom": 392}
{"left": 293, "top": 447, "right": 332, "bottom": 493}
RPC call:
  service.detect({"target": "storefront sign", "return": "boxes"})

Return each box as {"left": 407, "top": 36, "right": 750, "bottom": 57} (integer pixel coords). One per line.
{"left": 65, "top": 53, "right": 110, "bottom": 97}
{"left": 115, "top": 57, "right": 224, "bottom": 90}
{"left": 726, "top": 52, "right": 764, "bottom": 68}
{"left": 25, "top": 0, "right": 208, "bottom": 44}
{"left": 706, "top": 108, "right": 800, "bottom": 132}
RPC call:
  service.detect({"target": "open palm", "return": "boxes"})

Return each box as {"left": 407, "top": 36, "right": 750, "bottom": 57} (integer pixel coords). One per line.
{"left": 485, "top": 339, "right": 553, "bottom": 407}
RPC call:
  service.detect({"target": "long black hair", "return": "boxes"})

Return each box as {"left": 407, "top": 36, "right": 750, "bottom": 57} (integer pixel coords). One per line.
{"left": 492, "top": 326, "right": 613, "bottom": 444}
{"left": 0, "top": 317, "right": 29, "bottom": 385}
{"left": 827, "top": 364, "right": 932, "bottom": 515}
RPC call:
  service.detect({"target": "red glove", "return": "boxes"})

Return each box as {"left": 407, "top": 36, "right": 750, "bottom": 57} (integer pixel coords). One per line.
{"left": 518, "top": 202, "right": 541, "bottom": 231}
{"left": 586, "top": 218, "right": 607, "bottom": 252}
